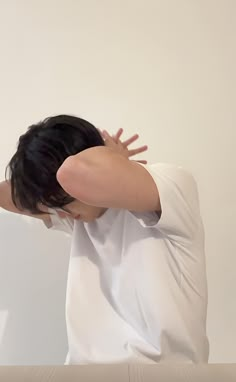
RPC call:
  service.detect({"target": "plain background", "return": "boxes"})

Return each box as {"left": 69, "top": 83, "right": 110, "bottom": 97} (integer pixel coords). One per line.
{"left": 0, "top": 0, "right": 235, "bottom": 364}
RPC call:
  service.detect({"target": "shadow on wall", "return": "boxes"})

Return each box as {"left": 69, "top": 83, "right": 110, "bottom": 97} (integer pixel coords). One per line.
{"left": 0, "top": 212, "right": 71, "bottom": 365}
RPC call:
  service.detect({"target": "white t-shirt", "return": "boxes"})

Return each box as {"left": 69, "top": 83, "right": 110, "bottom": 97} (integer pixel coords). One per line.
{"left": 47, "top": 162, "right": 209, "bottom": 364}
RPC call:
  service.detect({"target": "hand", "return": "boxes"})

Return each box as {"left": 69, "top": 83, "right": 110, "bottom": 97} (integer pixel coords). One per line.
{"left": 98, "top": 128, "right": 148, "bottom": 164}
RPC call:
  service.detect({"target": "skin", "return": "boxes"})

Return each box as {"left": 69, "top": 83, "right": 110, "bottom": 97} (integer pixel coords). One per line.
{"left": 0, "top": 128, "right": 148, "bottom": 224}
{"left": 54, "top": 128, "right": 148, "bottom": 223}
{"left": 56, "top": 199, "right": 107, "bottom": 223}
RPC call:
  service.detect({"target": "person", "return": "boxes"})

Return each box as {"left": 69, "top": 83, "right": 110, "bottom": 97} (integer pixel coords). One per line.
{"left": 0, "top": 114, "right": 209, "bottom": 364}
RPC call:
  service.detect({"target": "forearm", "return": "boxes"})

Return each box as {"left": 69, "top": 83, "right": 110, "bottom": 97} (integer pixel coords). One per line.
{"left": 0, "top": 180, "right": 50, "bottom": 221}
{"left": 0, "top": 180, "right": 19, "bottom": 213}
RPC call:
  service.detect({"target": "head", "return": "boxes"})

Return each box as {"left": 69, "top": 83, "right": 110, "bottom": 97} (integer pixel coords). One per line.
{"left": 6, "top": 114, "right": 107, "bottom": 222}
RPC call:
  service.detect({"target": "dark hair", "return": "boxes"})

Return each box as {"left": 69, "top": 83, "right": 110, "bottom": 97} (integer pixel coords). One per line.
{"left": 6, "top": 115, "right": 104, "bottom": 214}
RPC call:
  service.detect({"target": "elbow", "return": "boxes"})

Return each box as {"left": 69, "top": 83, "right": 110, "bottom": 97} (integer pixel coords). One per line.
{"left": 56, "top": 156, "right": 87, "bottom": 201}
{"left": 56, "top": 157, "right": 76, "bottom": 195}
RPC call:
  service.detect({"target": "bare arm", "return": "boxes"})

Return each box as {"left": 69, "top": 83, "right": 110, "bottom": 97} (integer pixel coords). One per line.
{"left": 0, "top": 180, "right": 51, "bottom": 223}
{"left": 57, "top": 147, "right": 161, "bottom": 212}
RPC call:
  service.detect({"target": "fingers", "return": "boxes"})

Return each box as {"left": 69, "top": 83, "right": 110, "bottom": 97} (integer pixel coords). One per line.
{"left": 98, "top": 129, "right": 141, "bottom": 148}
{"left": 97, "top": 129, "right": 148, "bottom": 162}
{"left": 98, "top": 128, "right": 113, "bottom": 140}
{"left": 131, "top": 159, "right": 148, "bottom": 164}
{"left": 136, "top": 160, "right": 148, "bottom": 164}
{"left": 122, "top": 134, "right": 139, "bottom": 147}
{"left": 128, "top": 146, "right": 148, "bottom": 156}
{"left": 114, "top": 128, "right": 123, "bottom": 142}
{"left": 97, "top": 128, "right": 107, "bottom": 142}
{"left": 102, "top": 129, "right": 109, "bottom": 137}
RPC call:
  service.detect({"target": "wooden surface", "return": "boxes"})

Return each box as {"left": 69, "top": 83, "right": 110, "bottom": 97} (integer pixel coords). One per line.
{"left": 0, "top": 364, "right": 235, "bottom": 382}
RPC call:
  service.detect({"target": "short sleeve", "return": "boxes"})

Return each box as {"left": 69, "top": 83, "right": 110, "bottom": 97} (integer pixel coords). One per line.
{"left": 44, "top": 208, "right": 74, "bottom": 235}
{"left": 135, "top": 163, "right": 202, "bottom": 242}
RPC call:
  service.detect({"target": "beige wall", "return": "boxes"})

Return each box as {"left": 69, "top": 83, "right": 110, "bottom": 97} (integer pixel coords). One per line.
{"left": 0, "top": 0, "right": 235, "bottom": 363}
